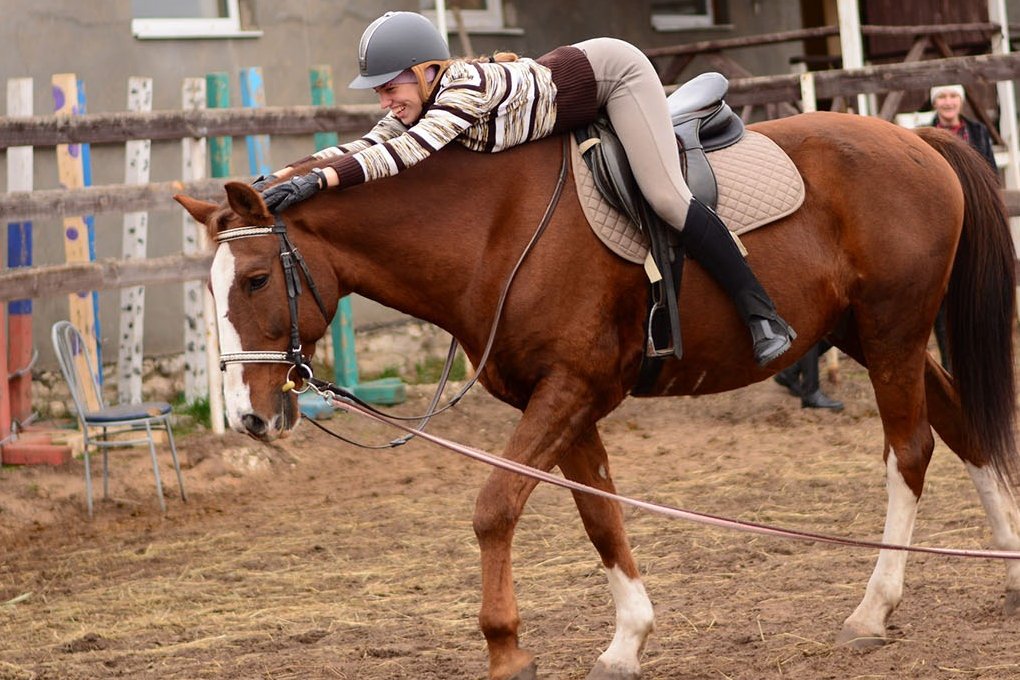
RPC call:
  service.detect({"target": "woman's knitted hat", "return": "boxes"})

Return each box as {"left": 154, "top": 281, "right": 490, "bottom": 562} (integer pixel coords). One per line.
{"left": 930, "top": 84, "right": 965, "bottom": 102}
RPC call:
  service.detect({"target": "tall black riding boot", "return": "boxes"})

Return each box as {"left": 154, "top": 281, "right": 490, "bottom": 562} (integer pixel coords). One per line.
{"left": 678, "top": 198, "right": 796, "bottom": 366}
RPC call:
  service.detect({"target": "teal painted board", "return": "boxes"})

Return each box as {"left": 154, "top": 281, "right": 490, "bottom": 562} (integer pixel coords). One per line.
{"left": 309, "top": 66, "right": 339, "bottom": 152}
{"left": 239, "top": 67, "right": 271, "bottom": 176}
{"left": 206, "top": 72, "right": 232, "bottom": 178}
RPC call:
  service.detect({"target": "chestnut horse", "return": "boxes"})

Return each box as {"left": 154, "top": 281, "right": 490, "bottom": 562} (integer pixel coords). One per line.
{"left": 177, "top": 111, "right": 1020, "bottom": 680}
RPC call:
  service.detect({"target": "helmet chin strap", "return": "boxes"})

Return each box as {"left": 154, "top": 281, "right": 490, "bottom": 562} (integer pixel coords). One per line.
{"left": 411, "top": 60, "right": 451, "bottom": 103}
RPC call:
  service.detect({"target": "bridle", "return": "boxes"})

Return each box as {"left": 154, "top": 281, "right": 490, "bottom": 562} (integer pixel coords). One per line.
{"left": 214, "top": 221, "right": 332, "bottom": 389}
{"left": 213, "top": 136, "right": 572, "bottom": 447}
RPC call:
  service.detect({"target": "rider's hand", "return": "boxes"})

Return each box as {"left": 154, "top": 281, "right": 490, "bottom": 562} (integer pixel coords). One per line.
{"left": 250, "top": 174, "right": 276, "bottom": 192}
{"left": 261, "top": 169, "right": 327, "bottom": 212}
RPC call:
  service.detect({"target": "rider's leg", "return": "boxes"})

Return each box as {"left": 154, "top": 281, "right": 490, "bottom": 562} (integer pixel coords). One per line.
{"left": 573, "top": 37, "right": 794, "bottom": 366}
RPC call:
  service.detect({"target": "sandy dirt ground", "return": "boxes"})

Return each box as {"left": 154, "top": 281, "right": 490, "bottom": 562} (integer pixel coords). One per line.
{"left": 2, "top": 359, "right": 1019, "bottom": 679}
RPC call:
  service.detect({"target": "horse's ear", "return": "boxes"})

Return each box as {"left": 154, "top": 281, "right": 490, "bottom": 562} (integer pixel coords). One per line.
{"left": 224, "top": 181, "right": 274, "bottom": 225}
{"left": 174, "top": 194, "right": 222, "bottom": 244}
{"left": 174, "top": 194, "right": 217, "bottom": 225}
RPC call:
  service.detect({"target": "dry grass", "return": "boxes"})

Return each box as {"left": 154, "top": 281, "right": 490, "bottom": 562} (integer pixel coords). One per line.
{"left": 2, "top": 366, "right": 1020, "bottom": 678}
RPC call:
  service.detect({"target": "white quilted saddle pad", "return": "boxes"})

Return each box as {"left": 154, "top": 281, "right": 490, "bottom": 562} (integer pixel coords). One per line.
{"left": 572, "top": 130, "right": 805, "bottom": 264}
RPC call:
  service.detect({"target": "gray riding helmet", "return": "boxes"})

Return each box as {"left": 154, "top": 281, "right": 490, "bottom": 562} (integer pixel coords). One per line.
{"left": 349, "top": 11, "right": 450, "bottom": 89}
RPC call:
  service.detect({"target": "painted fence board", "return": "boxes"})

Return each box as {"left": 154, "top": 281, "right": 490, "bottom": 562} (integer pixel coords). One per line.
{"left": 5, "top": 77, "right": 34, "bottom": 428}
{"left": 203, "top": 71, "right": 229, "bottom": 434}
{"left": 239, "top": 67, "right": 272, "bottom": 176}
{"left": 77, "top": 78, "right": 103, "bottom": 377}
{"left": 307, "top": 65, "right": 404, "bottom": 405}
{"left": 309, "top": 66, "right": 339, "bottom": 152}
{"left": 181, "top": 77, "right": 208, "bottom": 403}
{"left": 206, "top": 72, "right": 232, "bottom": 178}
{"left": 118, "top": 76, "right": 152, "bottom": 404}
{"left": 52, "top": 73, "right": 100, "bottom": 410}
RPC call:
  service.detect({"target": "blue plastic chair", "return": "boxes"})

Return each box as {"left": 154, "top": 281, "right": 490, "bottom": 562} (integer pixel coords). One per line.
{"left": 51, "top": 321, "right": 187, "bottom": 517}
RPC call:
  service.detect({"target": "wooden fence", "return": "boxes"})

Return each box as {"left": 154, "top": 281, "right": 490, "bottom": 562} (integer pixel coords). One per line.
{"left": 2, "top": 52, "right": 1020, "bottom": 424}
{"left": 645, "top": 22, "right": 1017, "bottom": 127}
{"left": 4, "top": 52, "right": 1020, "bottom": 304}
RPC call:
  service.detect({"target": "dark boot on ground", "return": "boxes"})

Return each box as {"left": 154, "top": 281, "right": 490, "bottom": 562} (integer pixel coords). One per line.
{"left": 678, "top": 198, "right": 796, "bottom": 366}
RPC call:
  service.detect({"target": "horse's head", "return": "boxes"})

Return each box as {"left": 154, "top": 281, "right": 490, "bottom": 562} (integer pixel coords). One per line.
{"left": 175, "top": 182, "right": 340, "bottom": 441}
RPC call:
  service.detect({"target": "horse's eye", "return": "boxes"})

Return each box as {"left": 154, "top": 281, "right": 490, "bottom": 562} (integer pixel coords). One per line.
{"left": 249, "top": 274, "right": 270, "bottom": 292}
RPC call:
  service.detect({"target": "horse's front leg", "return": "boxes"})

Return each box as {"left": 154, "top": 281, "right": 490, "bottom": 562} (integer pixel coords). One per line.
{"left": 473, "top": 380, "right": 599, "bottom": 680}
{"left": 559, "top": 427, "right": 653, "bottom": 680}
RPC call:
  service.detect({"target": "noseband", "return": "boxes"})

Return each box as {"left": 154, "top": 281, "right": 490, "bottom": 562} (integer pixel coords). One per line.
{"left": 214, "top": 219, "right": 332, "bottom": 383}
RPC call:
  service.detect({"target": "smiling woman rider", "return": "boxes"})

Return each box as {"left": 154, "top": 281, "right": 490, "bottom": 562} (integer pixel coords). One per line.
{"left": 257, "top": 10, "right": 795, "bottom": 367}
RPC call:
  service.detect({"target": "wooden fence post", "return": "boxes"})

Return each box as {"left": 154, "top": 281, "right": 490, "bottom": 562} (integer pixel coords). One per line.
{"left": 0, "top": 278, "right": 9, "bottom": 449}
{"left": 308, "top": 65, "right": 351, "bottom": 381}
{"left": 52, "top": 73, "right": 101, "bottom": 410}
{"left": 77, "top": 77, "right": 103, "bottom": 376}
{"left": 309, "top": 65, "right": 405, "bottom": 406}
{"left": 206, "top": 72, "right": 232, "bottom": 177}
{"left": 309, "top": 66, "right": 339, "bottom": 152}
{"left": 5, "top": 77, "right": 34, "bottom": 428}
{"left": 181, "top": 77, "right": 208, "bottom": 403}
{"left": 203, "top": 71, "right": 230, "bottom": 434}
{"left": 118, "top": 76, "right": 152, "bottom": 404}
{"left": 240, "top": 67, "right": 272, "bottom": 176}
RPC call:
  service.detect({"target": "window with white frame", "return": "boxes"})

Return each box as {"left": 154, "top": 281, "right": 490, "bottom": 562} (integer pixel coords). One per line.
{"left": 419, "top": 0, "right": 507, "bottom": 32}
{"left": 651, "top": 0, "right": 720, "bottom": 31}
{"left": 132, "top": 0, "right": 261, "bottom": 39}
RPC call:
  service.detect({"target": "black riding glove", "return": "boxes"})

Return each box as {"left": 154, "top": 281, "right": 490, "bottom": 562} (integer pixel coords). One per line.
{"left": 250, "top": 174, "right": 275, "bottom": 192}
{"left": 261, "top": 169, "right": 327, "bottom": 213}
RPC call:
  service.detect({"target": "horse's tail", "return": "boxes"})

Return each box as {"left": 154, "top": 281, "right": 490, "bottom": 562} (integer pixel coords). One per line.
{"left": 915, "top": 126, "right": 1018, "bottom": 486}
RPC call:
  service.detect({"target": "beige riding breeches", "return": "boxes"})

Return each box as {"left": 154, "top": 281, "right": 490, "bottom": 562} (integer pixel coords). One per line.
{"left": 573, "top": 37, "right": 693, "bottom": 229}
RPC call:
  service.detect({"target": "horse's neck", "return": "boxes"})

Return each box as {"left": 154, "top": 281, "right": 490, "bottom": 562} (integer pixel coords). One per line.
{"left": 314, "top": 138, "right": 564, "bottom": 345}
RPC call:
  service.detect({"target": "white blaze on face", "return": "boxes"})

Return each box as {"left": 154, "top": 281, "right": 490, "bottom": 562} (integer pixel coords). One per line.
{"left": 211, "top": 245, "right": 252, "bottom": 430}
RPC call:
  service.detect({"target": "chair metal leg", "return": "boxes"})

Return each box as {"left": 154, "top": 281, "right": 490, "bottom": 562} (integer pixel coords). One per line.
{"left": 164, "top": 418, "right": 187, "bottom": 502}
{"left": 101, "top": 426, "right": 110, "bottom": 500}
{"left": 145, "top": 421, "right": 166, "bottom": 514}
{"left": 83, "top": 449, "right": 94, "bottom": 519}
{"left": 102, "top": 450, "right": 110, "bottom": 499}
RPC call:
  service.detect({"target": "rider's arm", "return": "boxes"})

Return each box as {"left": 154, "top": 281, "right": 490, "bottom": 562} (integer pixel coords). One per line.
{"left": 257, "top": 114, "right": 409, "bottom": 188}
{"left": 321, "top": 68, "right": 492, "bottom": 189}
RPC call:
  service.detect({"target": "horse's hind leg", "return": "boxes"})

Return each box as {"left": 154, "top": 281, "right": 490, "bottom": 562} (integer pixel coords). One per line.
{"left": 923, "top": 357, "right": 1020, "bottom": 614}
{"left": 837, "top": 346, "right": 936, "bottom": 648}
{"left": 559, "top": 427, "right": 653, "bottom": 680}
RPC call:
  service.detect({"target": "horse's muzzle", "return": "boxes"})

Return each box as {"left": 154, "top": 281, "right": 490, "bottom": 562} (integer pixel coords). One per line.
{"left": 241, "top": 413, "right": 270, "bottom": 440}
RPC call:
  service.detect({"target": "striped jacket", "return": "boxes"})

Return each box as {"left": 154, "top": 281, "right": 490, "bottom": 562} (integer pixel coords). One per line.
{"left": 308, "top": 46, "right": 597, "bottom": 189}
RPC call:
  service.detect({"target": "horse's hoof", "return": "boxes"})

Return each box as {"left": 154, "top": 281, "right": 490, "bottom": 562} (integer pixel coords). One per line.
{"left": 507, "top": 660, "right": 537, "bottom": 680}
{"left": 586, "top": 659, "right": 640, "bottom": 680}
{"left": 1004, "top": 590, "right": 1020, "bottom": 617}
{"left": 835, "top": 623, "right": 889, "bottom": 650}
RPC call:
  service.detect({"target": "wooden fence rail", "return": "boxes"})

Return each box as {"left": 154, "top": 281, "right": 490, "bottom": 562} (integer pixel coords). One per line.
{"left": 723, "top": 51, "right": 1020, "bottom": 108}
{"left": 0, "top": 253, "right": 212, "bottom": 302}
{"left": 644, "top": 22, "right": 1005, "bottom": 60}
{"left": 0, "top": 104, "right": 379, "bottom": 149}
{"left": 0, "top": 177, "right": 229, "bottom": 222}
{"left": 3, "top": 53, "right": 1018, "bottom": 151}
{"left": 3, "top": 52, "right": 1020, "bottom": 304}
